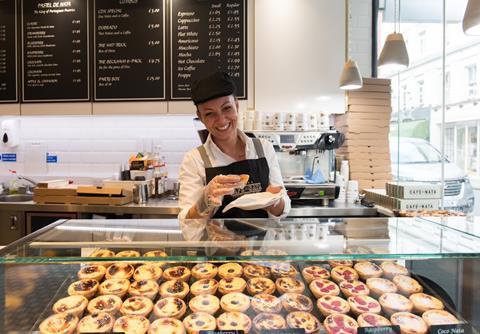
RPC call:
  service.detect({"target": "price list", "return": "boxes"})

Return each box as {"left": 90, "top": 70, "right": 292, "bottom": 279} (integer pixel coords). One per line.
{"left": 0, "top": 0, "right": 17, "bottom": 102}
{"left": 94, "top": 0, "right": 166, "bottom": 101}
{"left": 170, "top": 0, "right": 246, "bottom": 100}
{"left": 21, "top": 0, "right": 89, "bottom": 102}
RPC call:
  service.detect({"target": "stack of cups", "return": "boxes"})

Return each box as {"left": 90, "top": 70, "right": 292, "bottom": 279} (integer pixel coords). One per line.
{"left": 335, "top": 172, "right": 346, "bottom": 203}
{"left": 346, "top": 180, "right": 359, "bottom": 203}
{"left": 285, "top": 112, "right": 296, "bottom": 131}
{"left": 273, "top": 112, "right": 285, "bottom": 130}
{"left": 307, "top": 112, "right": 318, "bottom": 131}
{"left": 262, "top": 112, "right": 274, "bottom": 130}
{"left": 317, "top": 112, "right": 329, "bottom": 131}
{"left": 296, "top": 112, "right": 307, "bottom": 131}
{"left": 244, "top": 109, "right": 255, "bottom": 131}
{"left": 340, "top": 160, "right": 349, "bottom": 182}
{"left": 254, "top": 110, "right": 263, "bottom": 130}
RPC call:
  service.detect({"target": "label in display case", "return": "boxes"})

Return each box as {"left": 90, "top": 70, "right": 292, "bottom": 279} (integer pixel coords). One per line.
{"left": 429, "top": 324, "right": 472, "bottom": 334}
{"left": 199, "top": 331, "right": 245, "bottom": 334}
{"left": 263, "top": 329, "right": 306, "bottom": 334}
{"left": 94, "top": 0, "right": 166, "bottom": 101}
{"left": 170, "top": 0, "right": 247, "bottom": 100}
{"left": 358, "top": 326, "right": 401, "bottom": 334}
{"left": 0, "top": 0, "right": 18, "bottom": 102}
{"left": 21, "top": 0, "right": 90, "bottom": 102}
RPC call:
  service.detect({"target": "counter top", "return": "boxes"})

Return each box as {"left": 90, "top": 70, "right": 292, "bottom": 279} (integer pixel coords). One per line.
{"left": 0, "top": 198, "right": 377, "bottom": 217}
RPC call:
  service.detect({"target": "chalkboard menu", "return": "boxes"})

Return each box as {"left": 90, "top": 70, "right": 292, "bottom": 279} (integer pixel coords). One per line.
{"left": 0, "top": 0, "right": 18, "bottom": 102}
{"left": 170, "top": 0, "right": 246, "bottom": 100}
{"left": 94, "top": 0, "right": 166, "bottom": 101}
{"left": 21, "top": 0, "right": 89, "bottom": 102}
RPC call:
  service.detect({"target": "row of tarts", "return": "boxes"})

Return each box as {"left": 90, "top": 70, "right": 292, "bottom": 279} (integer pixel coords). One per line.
{"left": 38, "top": 249, "right": 462, "bottom": 334}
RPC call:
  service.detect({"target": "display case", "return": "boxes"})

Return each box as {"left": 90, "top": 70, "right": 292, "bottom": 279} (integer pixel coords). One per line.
{"left": 1, "top": 217, "right": 479, "bottom": 333}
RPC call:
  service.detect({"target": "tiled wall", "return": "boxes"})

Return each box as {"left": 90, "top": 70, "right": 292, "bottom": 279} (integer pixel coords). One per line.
{"left": 0, "top": 115, "right": 201, "bottom": 183}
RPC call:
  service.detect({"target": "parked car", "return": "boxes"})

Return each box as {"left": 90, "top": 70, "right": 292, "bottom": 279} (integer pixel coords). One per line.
{"left": 390, "top": 137, "right": 475, "bottom": 212}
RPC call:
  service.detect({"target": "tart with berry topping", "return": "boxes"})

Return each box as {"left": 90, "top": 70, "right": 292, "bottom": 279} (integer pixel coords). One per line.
{"left": 302, "top": 265, "right": 331, "bottom": 283}
{"left": 98, "top": 278, "right": 130, "bottom": 298}
{"left": 159, "top": 280, "right": 190, "bottom": 299}
{"left": 120, "top": 296, "right": 153, "bottom": 318}
{"left": 106, "top": 263, "right": 134, "bottom": 280}
{"left": 357, "top": 313, "right": 391, "bottom": 327}
{"left": 391, "top": 312, "right": 428, "bottom": 334}
{"left": 317, "top": 295, "right": 350, "bottom": 316}
{"left": 39, "top": 313, "right": 78, "bottom": 334}
{"left": 281, "top": 293, "right": 313, "bottom": 313}
{"left": 113, "top": 315, "right": 150, "bottom": 334}
{"left": 339, "top": 280, "right": 370, "bottom": 297}
{"left": 220, "top": 292, "right": 251, "bottom": 312}
{"left": 380, "top": 262, "right": 409, "bottom": 279}
{"left": 243, "top": 264, "right": 271, "bottom": 279}
{"left": 163, "top": 266, "right": 191, "bottom": 282}
{"left": 331, "top": 266, "right": 359, "bottom": 283}
{"left": 77, "top": 265, "right": 106, "bottom": 281}
{"left": 379, "top": 293, "right": 414, "bottom": 316}
{"left": 275, "top": 277, "right": 305, "bottom": 294}
{"left": 52, "top": 295, "right": 88, "bottom": 317}
{"left": 218, "top": 262, "right": 243, "bottom": 279}
{"left": 217, "top": 311, "right": 252, "bottom": 333}
{"left": 354, "top": 262, "right": 383, "bottom": 280}
{"left": 309, "top": 279, "right": 340, "bottom": 298}
{"left": 393, "top": 275, "right": 423, "bottom": 296}
{"left": 323, "top": 314, "right": 358, "bottom": 334}
{"left": 218, "top": 277, "right": 247, "bottom": 294}
{"left": 128, "top": 280, "right": 159, "bottom": 300}
{"left": 87, "top": 295, "right": 122, "bottom": 315}
{"left": 246, "top": 277, "right": 276, "bottom": 295}
{"left": 409, "top": 293, "right": 444, "bottom": 314}
{"left": 189, "top": 294, "right": 220, "bottom": 315}
{"left": 286, "top": 311, "right": 322, "bottom": 334}
{"left": 347, "top": 295, "right": 381, "bottom": 316}
{"left": 77, "top": 312, "right": 114, "bottom": 333}
{"left": 67, "top": 279, "right": 99, "bottom": 299}
{"left": 183, "top": 312, "right": 217, "bottom": 334}
{"left": 251, "top": 293, "right": 282, "bottom": 314}
{"left": 366, "top": 277, "right": 398, "bottom": 297}
{"left": 133, "top": 264, "right": 163, "bottom": 282}
{"left": 148, "top": 318, "right": 185, "bottom": 334}
{"left": 191, "top": 263, "right": 218, "bottom": 280}
{"left": 253, "top": 313, "right": 286, "bottom": 332}
{"left": 153, "top": 297, "right": 187, "bottom": 319}
{"left": 190, "top": 278, "right": 219, "bottom": 296}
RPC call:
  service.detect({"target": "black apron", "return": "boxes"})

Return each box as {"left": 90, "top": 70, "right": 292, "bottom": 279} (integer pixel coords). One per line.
{"left": 197, "top": 138, "right": 270, "bottom": 218}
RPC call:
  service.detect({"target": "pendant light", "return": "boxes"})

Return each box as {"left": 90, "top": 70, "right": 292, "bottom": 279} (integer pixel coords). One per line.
{"left": 463, "top": 0, "right": 480, "bottom": 35}
{"left": 378, "top": 0, "right": 409, "bottom": 69}
{"left": 339, "top": 0, "right": 363, "bottom": 90}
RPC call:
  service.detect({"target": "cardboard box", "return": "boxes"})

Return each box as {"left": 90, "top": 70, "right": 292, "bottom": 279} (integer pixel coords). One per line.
{"left": 348, "top": 105, "right": 392, "bottom": 113}
{"left": 337, "top": 112, "right": 391, "bottom": 121}
{"left": 349, "top": 165, "right": 391, "bottom": 173}
{"left": 386, "top": 182, "right": 443, "bottom": 199}
{"left": 358, "top": 180, "right": 391, "bottom": 189}
{"left": 347, "top": 98, "right": 391, "bottom": 106}
{"left": 350, "top": 172, "right": 392, "bottom": 180}
{"left": 355, "top": 84, "right": 391, "bottom": 93}
{"left": 362, "top": 77, "right": 391, "bottom": 85}
{"left": 347, "top": 91, "right": 391, "bottom": 100}
{"left": 335, "top": 118, "right": 390, "bottom": 128}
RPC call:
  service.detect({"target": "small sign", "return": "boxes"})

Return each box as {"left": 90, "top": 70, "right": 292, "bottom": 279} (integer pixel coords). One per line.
{"left": 199, "top": 331, "right": 244, "bottom": 334}
{"left": 359, "top": 326, "right": 401, "bottom": 334}
{"left": 46, "top": 153, "right": 57, "bottom": 163}
{"left": 429, "top": 324, "right": 472, "bottom": 334}
{"left": 263, "top": 329, "right": 306, "bottom": 334}
{"left": 1, "top": 153, "right": 16, "bottom": 162}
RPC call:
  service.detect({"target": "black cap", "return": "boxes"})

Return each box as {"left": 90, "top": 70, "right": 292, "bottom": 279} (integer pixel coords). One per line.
{"left": 191, "top": 71, "right": 237, "bottom": 105}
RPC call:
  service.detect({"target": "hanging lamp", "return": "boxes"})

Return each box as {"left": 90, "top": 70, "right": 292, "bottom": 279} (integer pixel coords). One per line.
{"left": 378, "top": 0, "right": 409, "bottom": 69}
{"left": 463, "top": 0, "right": 480, "bottom": 35}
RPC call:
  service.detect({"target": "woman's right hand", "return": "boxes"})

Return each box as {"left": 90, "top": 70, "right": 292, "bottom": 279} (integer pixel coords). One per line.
{"left": 204, "top": 174, "right": 242, "bottom": 207}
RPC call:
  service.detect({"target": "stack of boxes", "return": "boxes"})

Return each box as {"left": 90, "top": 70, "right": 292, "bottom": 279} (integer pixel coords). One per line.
{"left": 335, "top": 77, "right": 392, "bottom": 191}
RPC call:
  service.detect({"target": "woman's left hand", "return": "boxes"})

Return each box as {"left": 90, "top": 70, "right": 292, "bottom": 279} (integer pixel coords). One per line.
{"left": 265, "top": 185, "right": 285, "bottom": 216}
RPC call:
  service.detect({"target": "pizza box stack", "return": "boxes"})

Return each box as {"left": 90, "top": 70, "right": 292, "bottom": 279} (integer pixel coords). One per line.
{"left": 364, "top": 182, "right": 442, "bottom": 211}
{"left": 335, "top": 77, "right": 392, "bottom": 190}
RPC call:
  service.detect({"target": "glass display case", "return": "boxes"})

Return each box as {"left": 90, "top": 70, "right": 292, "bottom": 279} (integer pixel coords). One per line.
{"left": 0, "top": 217, "right": 479, "bottom": 333}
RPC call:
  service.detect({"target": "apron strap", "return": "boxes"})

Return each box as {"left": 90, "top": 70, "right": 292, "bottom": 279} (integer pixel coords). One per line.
{"left": 196, "top": 145, "right": 212, "bottom": 168}
{"left": 252, "top": 138, "right": 265, "bottom": 158}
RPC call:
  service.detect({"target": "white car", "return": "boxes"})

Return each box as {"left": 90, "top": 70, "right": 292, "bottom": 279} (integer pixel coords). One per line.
{"left": 390, "top": 137, "right": 474, "bottom": 212}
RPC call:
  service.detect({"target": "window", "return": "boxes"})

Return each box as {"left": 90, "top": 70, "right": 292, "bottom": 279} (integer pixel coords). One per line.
{"left": 466, "top": 64, "right": 477, "bottom": 98}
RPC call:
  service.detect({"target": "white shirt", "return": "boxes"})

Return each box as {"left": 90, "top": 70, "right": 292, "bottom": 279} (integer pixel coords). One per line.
{"left": 178, "top": 130, "right": 291, "bottom": 220}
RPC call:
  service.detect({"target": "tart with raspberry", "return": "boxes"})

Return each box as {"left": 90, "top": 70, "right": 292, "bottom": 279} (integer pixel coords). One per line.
{"left": 331, "top": 266, "right": 359, "bottom": 283}
{"left": 309, "top": 279, "right": 340, "bottom": 298}
{"left": 159, "top": 280, "right": 190, "bottom": 299}
{"left": 281, "top": 292, "right": 313, "bottom": 313}
{"left": 302, "top": 265, "right": 331, "bottom": 283}
{"left": 190, "top": 278, "right": 219, "bottom": 296}
{"left": 339, "top": 280, "right": 370, "bottom": 297}
{"left": 347, "top": 295, "right": 381, "bottom": 316}
{"left": 153, "top": 297, "right": 187, "bottom": 319}
{"left": 247, "top": 277, "right": 276, "bottom": 295}
{"left": 251, "top": 293, "right": 282, "bottom": 314}
{"left": 323, "top": 314, "right": 358, "bottom": 334}
{"left": 354, "top": 262, "right": 383, "bottom": 280}
{"left": 163, "top": 266, "right": 191, "bottom": 282}
{"left": 217, "top": 311, "right": 252, "bottom": 333}
{"left": 189, "top": 294, "right": 220, "bottom": 315}
{"left": 286, "top": 311, "right": 322, "bottom": 334}
{"left": 183, "top": 312, "right": 216, "bottom": 334}
{"left": 191, "top": 262, "right": 218, "bottom": 280}
{"left": 379, "top": 292, "right": 414, "bottom": 316}
{"left": 317, "top": 295, "right": 350, "bottom": 316}
{"left": 391, "top": 312, "right": 428, "bottom": 334}
{"left": 276, "top": 277, "right": 305, "bottom": 294}
{"left": 357, "top": 313, "right": 391, "bottom": 327}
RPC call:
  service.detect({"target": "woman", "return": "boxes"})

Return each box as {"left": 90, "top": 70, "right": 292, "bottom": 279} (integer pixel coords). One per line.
{"left": 178, "top": 71, "right": 290, "bottom": 220}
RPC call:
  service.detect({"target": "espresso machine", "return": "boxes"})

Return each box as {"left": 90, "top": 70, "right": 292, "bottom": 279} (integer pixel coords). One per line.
{"left": 246, "top": 130, "right": 343, "bottom": 206}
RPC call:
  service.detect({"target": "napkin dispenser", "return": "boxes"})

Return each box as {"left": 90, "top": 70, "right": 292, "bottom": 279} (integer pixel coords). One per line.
{"left": 1, "top": 119, "right": 20, "bottom": 148}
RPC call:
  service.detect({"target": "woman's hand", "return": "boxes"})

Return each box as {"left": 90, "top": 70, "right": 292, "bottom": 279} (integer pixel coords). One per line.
{"left": 265, "top": 185, "right": 285, "bottom": 216}
{"left": 205, "top": 174, "right": 243, "bottom": 207}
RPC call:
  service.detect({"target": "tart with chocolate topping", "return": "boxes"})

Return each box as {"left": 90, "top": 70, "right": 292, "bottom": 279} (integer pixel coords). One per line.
{"left": 243, "top": 264, "right": 271, "bottom": 280}
{"left": 106, "top": 263, "right": 134, "bottom": 280}
{"left": 218, "top": 262, "right": 243, "bottom": 279}
{"left": 77, "top": 312, "right": 114, "bottom": 333}
{"left": 67, "top": 279, "right": 99, "bottom": 299}
{"left": 217, "top": 311, "right": 252, "bottom": 333}
{"left": 339, "top": 280, "right": 370, "bottom": 298}
{"left": 286, "top": 311, "right": 322, "bottom": 334}
{"left": 153, "top": 297, "right": 187, "bottom": 319}
{"left": 98, "top": 278, "right": 130, "bottom": 298}
{"left": 190, "top": 278, "right": 219, "bottom": 296}
{"left": 183, "top": 312, "right": 216, "bottom": 334}
{"left": 354, "top": 261, "right": 383, "bottom": 280}
{"left": 410, "top": 293, "right": 444, "bottom": 314}
{"left": 323, "top": 314, "right": 358, "bottom": 334}
{"left": 391, "top": 312, "right": 428, "bottom": 334}
{"left": 309, "top": 279, "right": 340, "bottom": 298}
{"left": 78, "top": 265, "right": 106, "bottom": 281}
{"left": 281, "top": 292, "right": 313, "bottom": 313}
{"left": 380, "top": 261, "right": 409, "bottom": 279}
{"left": 218, "top": 277, "right": 246, "bottom": 294}
{"left": 52, "top": 295, "right": 88, "bottom": 317}
{"left": 366, "top": 277, "right": 398, "bottom": 297}
{"left": 87, "top": 295, "right": 122, "bottom": 315}
{"left": 159, "top": 280, "right": 190, "bottom": 299}
{"left": 331, "top": 266, "right": 359, "bottom": 283}
{"left": 246, "top": 277, "right": 275, "bottom": 295}
{"left": 191, "top": 262, "right": 218, "bottom": 280}
{"left": 189, "top": 294, "right": 220, "bottom": 315}
{"left": 113, "top": 315, "right": 150, "bottom": 334}
{"left": 148, "top": 318, "right": 185, "bottom": 334}
{"left": 128, "top": 279, "right": 159, "bottom": 300}
{"left": 39, "top": 312, "right": 78, "bottom": 334}
{"left": 253, "top": 313, "right": 286, "bottom": 332}
{"left": 275, "top": 277, "right": 305, "bottom": 294}
{"left": 317, "top": 295, "right": 350, "bottom": 316}
{"left": 379, "top": 292, "right": 414, "bottom": 316}
{"left": 302, "top": 265, "right": 331, "bottom": 283}
{"left": 163, "top": 266, "right": 191, "bottom": 282}
{"left": 347, "top": 295, "right": 381, "bottom": 316}
{"left": 328, "top": 260, "right": 353, "bottom": 268}
{"left": 357, "top": 313, "right": 391, "bottom": 327}
{"left": 133, "top": 264, "right": 163, "bottom": 282}
{"left": 120, "top": 296, "right": 153, "bottom": 318}
{"left": 251, "top": 293, "right": 282, "bottom": 314}
{"left": 270, "top": 263, "right": 298, "bottom": 278}
{"left": 220, "top": 292, "right": 251, "bottom": 312}
{"left": 393, "top": 275, "right": 423, "bottom": 296}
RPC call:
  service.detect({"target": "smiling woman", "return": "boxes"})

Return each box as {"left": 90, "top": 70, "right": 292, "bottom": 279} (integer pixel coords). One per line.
{"left": 178, "top": 72, "right": 290, "bottom": 220}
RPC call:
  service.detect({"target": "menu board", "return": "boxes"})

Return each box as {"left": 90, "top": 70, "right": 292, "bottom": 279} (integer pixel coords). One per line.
{"left": 0, "top": 0, "right": 18, "bottom": 102}
{"left": 21, "top": 0, "right": 89, "bottom": 102}
{"left": 94, "top": 0, "right": 166, "bottom": 101}
{"left": 170, "top": 0, "right": 246, "bottom": 100}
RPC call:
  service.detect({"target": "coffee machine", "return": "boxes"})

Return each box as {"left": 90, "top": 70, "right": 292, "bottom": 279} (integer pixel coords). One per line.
{"left": 246, "top": 130, "right": 343, "bottom": 206}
